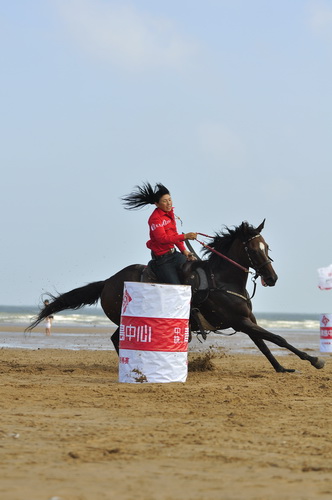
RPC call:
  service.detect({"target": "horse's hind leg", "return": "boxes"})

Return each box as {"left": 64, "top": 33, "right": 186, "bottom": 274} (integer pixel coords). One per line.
{"left": 248, "top": 335, "right": 295, "bottom": 373}
{"left": 111, "top": 328, "right": 120, "bottom": 355}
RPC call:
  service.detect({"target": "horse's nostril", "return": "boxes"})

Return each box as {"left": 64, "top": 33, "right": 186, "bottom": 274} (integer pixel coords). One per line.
{"left": 263, "top": 274, "right": 278, "bottom": 286}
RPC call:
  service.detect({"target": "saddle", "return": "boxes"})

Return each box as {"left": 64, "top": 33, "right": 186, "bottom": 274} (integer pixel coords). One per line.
{"left": 140, "top": 263, "right": 159, "bottom": 283}
{"left": 140, "top": 260, "right": 216, "bottom": 339}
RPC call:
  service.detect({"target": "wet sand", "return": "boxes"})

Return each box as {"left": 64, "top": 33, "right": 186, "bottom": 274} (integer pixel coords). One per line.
{"left": 0, "top": 324, "right": 325, "bottom": 355}
{"left": 0, "top": 335, "right": 331, "bottom": 500}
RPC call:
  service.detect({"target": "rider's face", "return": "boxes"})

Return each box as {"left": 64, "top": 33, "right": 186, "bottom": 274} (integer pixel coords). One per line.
{"left": 156, "top": 194, "right": 172, "bottom": 212}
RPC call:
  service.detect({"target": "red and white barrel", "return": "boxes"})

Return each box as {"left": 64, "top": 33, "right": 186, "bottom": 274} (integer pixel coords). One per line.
{"left": 320, "top": 314, "right": 332, "bottom": 352}
{"left": 119, "top": 282, "right": 191, "bottom": 383}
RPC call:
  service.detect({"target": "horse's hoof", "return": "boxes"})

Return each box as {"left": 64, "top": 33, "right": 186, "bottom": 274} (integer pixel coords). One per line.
{"left": 313, "top": 358, "right": 325, "bottom": 369}
{"left": 276, "top": 366, "right": 296, "bottom": 373}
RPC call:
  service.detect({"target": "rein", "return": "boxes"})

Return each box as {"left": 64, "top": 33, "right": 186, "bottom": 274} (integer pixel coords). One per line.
{"left": 195, "top": 232, "right": 269, "bottom": 300}
{"left": 195, "top": 233, "right": 251, "bottom": 274}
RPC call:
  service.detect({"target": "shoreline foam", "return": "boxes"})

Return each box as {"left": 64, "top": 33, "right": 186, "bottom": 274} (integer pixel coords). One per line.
{"left": 0, "top": 324, "right": 328, "bottom": 357}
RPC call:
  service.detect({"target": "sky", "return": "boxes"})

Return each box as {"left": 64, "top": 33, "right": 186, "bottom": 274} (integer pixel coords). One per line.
{"left": 1, "top": 0, "right": 332, "bottom": 314}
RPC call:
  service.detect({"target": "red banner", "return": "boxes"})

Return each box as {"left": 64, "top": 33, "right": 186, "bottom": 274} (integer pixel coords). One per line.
{"left": 119, "top": 316, "right": 189, "bottom": 352}
{"left": 320, "top": 327, "right": 332, "bottom": 339}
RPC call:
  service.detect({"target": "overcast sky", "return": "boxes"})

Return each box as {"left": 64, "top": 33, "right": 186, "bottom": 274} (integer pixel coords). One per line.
{"left": 1, "top": 0, "right": 332, "bottom": 314}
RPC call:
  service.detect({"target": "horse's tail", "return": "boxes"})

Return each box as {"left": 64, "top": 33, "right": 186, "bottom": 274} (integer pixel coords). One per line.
{"left": 25, "top": 280, "right": 106, "bottom": 332}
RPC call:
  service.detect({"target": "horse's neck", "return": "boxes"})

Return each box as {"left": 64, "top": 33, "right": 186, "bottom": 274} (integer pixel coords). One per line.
{"left": 211, "top": 240, "right": 249, "bottom": 287}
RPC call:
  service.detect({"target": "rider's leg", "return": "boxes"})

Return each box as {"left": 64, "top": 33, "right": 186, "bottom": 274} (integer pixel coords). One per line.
{"left": 152, "top": 251, "right": 186, "bottom": 284}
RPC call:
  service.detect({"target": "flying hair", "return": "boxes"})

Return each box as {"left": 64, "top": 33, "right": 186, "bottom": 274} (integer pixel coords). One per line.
{"left": 122, "top": 182, "right": 170, "bottom": 210}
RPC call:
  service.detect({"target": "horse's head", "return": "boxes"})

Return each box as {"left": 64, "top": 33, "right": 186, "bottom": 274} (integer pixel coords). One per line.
{"left": 203, "top": 219, "right": 278, "bottom": 287}
{"left": 241, "top": 219, "right": 278, "bottom": 287}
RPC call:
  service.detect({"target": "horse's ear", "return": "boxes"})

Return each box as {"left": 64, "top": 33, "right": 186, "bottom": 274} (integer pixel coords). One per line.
{"left": 256, "top": 219, "right": 266, "bottom": 233}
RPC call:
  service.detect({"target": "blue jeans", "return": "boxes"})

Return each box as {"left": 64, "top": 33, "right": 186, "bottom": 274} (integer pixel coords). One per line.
{"left": 149, "top": 250, "right": 186, "bottom": 284}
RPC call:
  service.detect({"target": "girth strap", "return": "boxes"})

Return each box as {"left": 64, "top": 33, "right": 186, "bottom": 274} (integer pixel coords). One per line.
{"left": 226, "top": 290, "right": 249, "bottom": 301}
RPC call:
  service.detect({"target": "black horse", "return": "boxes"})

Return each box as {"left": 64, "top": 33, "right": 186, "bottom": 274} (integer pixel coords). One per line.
{"left": 27, "top": 220, "right": 325, "bottom": 373}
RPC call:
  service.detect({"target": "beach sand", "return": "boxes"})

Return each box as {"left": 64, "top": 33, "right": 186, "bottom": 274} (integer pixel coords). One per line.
{"left": 0, "top": 335, "right": 331, "bottom": 500}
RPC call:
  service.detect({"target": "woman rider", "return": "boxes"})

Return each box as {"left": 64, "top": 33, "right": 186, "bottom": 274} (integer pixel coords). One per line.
{"left": 122, "top": 182, "right": 197, "bottom": 284}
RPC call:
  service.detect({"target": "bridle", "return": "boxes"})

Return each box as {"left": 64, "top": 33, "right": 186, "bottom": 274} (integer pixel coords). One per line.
{"left": 196, "top": 232, "right": 272, "bottom": 280}
{"left": 243, "top": 234, "right": 273, "bottom": 279}
{"left": 194, "top": 232, "right": 273, "bottom": 302}
{"left": 185, "top": 230, "right": 275, "bottom": 335}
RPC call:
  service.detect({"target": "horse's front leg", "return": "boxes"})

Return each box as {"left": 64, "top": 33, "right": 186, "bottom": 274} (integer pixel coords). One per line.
{"left": 240, "top": 319, "right": 325, "bottom": 371}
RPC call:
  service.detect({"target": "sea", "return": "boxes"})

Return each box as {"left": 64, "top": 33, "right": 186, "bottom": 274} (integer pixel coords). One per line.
{"left": 0, "top": 305, "right": 113, "bottom": 329}
{"left": 0, "top": 305, "right": 329, "bottom": 356}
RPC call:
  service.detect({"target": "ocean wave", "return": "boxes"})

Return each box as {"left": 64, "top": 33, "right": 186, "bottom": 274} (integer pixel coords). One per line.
{"left": 0, "top": 306, "right": 112, "bottom": 327}
{"left": 257, "top": 319, "right": 319, "bottom": 331}
{"left": 0, "top": 306, "right": 321, "bottom": 332}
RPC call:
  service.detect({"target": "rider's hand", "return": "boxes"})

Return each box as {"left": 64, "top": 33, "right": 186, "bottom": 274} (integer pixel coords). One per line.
{"left": 183, "top": 250, "right": 197, "bottom": 261}
{"left": 184, "top": 232, "right": 197, "bottom": 240}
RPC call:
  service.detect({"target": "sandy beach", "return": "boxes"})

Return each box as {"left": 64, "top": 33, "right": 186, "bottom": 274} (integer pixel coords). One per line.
{"left": 0, "top": 325, "right": 331, "bottom": 500}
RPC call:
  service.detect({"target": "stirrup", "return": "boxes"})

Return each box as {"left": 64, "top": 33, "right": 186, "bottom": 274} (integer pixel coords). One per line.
{"left": 190, "top": 308, "right": 208, "bottom": 340}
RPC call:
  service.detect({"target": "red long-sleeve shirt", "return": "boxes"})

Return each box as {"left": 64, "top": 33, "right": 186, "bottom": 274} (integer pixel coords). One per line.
{"left": 146, "top": 207, "right": 186, "bottom": 256}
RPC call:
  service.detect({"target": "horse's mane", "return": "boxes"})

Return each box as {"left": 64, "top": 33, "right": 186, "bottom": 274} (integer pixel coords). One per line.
{"left": 202, "top": 222, "right": 259, "bottom": 261}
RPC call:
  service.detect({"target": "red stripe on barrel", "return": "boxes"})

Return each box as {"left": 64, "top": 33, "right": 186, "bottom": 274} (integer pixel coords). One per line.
{"left": 119, "top": 316, "right": 189, "bottom": 352}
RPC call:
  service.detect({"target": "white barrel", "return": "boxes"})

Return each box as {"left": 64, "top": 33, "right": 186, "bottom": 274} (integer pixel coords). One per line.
{"left": 320, "top": 314, "right": 332, "bottom": 352}
{"left": 119, "top": 282, "right": 191, "bottom": 383}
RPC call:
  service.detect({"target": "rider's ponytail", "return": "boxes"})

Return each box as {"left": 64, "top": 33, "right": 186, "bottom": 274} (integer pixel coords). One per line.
{"left": 122, "top": 182, "right": 170, "bottom": 210}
